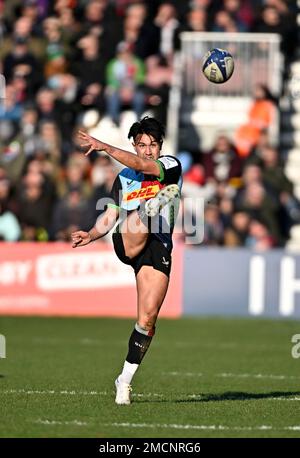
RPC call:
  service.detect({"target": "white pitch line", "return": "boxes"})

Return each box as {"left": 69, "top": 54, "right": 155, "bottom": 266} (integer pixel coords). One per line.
{"left": 163, "top": 371, "right": 203, "bottom": 377}
{"left": 2, "top": 389, "right": 300, "bottom": 402}
{"left": 108, "top": 422, "right": 300, "bottom": 432}
{"left": 32, "top": 420, "right": 300, "bottom": 431}
{"left": 163, "top": 371, "right": 300, "bottom": 380}
{"left": 1, "top": 389, "right": 106, "bottom": 396}
{"left": 35, "top": 419, "right": 88, "bottom": 426}
{"left": 0, "top": 389, "right": 163, "bottom": 398}
{"left": 218, "top": 373, "right": 300, "bottom": 380}
{"left": 185, "top": 394, "right": 300, "bottom": 402}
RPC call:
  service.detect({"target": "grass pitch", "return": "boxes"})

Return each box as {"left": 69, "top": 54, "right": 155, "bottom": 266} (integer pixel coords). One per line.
{"left": 0, "top": 316, "right": 300, "bottom": 438}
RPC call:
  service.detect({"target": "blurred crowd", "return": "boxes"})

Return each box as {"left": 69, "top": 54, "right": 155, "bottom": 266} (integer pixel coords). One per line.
{"left": 179, "top": 131, "right": 300, "bottom": 250}
{"left": 0, "top": 0, "right": 298, "bottom": 248}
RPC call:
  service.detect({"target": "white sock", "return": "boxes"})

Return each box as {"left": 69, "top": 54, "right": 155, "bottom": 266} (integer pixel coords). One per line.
{"left": 119, "top": 361, "right": 139, "bottom": 385}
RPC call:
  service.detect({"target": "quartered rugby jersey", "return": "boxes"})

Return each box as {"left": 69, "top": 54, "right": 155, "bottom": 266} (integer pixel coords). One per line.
{"left": 108, "top": 155, "right": 182, "bottom": 251}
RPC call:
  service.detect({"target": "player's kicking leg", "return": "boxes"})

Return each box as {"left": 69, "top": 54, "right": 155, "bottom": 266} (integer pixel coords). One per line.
{"left": 115, "top": 265, "right": 169, "bottom": 405}
{"left": 120, "top": 184, "right": 180, "bottom": 259}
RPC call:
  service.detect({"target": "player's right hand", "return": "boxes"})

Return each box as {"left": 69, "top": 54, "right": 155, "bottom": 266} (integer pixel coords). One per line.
{"left": 71, "top": 231, "right": 91, "bottom": 248}
{"left": 78, "top": 130, "right": 103, "bottom": 156}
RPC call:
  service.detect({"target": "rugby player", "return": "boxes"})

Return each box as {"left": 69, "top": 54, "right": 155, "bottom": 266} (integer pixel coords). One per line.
{"left": 71, "top": 117, "right": 182, "bottom": 405}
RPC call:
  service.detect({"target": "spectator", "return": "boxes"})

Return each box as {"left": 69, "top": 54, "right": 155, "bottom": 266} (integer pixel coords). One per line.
{"left": 261, "top": 146, "right": 293, "bottom": 197}
{"left": 0, "top": 83, "right": 23, "bottom": 122}
{"left": 212, "top": 10, "right": 242, "bottom": 33}
{"left": 219, "top": 195, "right": 234, "bottom": 229}
{"left": 144, "top": 55, "right": 172, "bottom": 124}
{"left": 223, "top": 0, "right": 252, "bottom": 31}
{"left": 90, "top": 156, "right": 117, "bottom": 218}
{"left": 16, "top": 171, "right": 54, "bottom": 240}
{"left": 17, "top": 104, "right": 40, "bottom": 156}
{"left": 202, "top": 135, "right": 243, "bottom": 185}
{"left": 0, "top": 0, "right": 9, "bottom": 40}
{"left": 235, "top": 84, "right": 277, "bottom": 157}
{"left": 244, "top": 129, "right": 270, "bottom": 166}
{"left": 72, "top": 34, "right": 106, "bottom": 89}
{"left": 239, "top": 163, "right": 263, "bottom": 188}
{"left": 36, "top": 87, "right": 56, "bottom": 121}
{"left": 189, "top": 0, "right": 220, "bottom": 29}
{"left": 0, "top": 120, "right": 25, "bottom": 185}
{"left": 224, "top": 211, "right": 251, "bottom": 247}
{"left": 255, "top": 3, "right": 297, "bottom": 60}
{"left": 154, "top": 2, "right": 180, "bottom": 62}
{"left": 260, "top": 145, "right": 300, "bottom": 236}
{"left": 235, "top": 163, "right": 272, "bottom": 211}
{"left": 122, "top": 2, "right": 160, "bottom": 59}
{"left": 235, "top": 181, "right": 281, "bottom": 244}
{"left": 247, "top": 84, "right": 277, "bottom": 131}
{"left": 3, "top": 35, "right": 42, "bottom": 92}
{"left": 51, "top": 188, "right": 94, "bottom": 241}
{"left": 105, "top": 41, "right": 146, "bottom": 125}
{"left": 55, "top": 5, "right": 81, "bottom": 48}
{"left": 71, "top": 34, "right": 105, "bottom": 115}
{"left": 203, "top": 203, "right": 224, "bottom": 246}
{"left": 0, "top": 16, "right": 46, "bottom": 62}
{"left": 57, "top": 161, "right": 92, "bottom": 199}
{"left": 0, "top": 173, "right": 16, "bottom": 214}
{"left": 0, "top": 201, "right": 21, "bottom": 241}
{"left": 24, "top": 157, "right": 58, "bottom": 194}
{"left": 47, "top": 74, "right": 80, "bottom": 150}
{"left": 43, "top": 17, "right": 68, "bottom": 79}
{"left": 20, "top": 0, "right": 44, "bottom": 37}
{"left": 184, "top": 8, "right": 208, "bottom": 32}
{"left": 245, "top": 218, "right": 275, "bottom": 251}
{"left": 81, "top": 0, "right": 105, "bottom": 37}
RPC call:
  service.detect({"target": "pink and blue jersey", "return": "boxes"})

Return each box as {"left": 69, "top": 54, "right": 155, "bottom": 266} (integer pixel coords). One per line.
{"left": 109, "top": 155, "right": 182, "bottom": 251}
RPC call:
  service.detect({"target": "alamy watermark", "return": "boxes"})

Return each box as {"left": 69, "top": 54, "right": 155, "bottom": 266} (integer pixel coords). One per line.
{"left": 0, "top": 334, "right": 6, "bottom": 359}
{"left": 291, "top": 334, "right": 300, "bottom": 359}
{"left": 95, "top": 195, "right": 205, "bottom": 245}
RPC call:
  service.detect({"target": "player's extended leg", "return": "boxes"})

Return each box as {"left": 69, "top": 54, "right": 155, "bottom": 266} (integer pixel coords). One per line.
{"left": 121, "top": 184, "right": 180, "bottom": 259}
{"left": 115, "top": 266, "right": 169, "bottom": 405}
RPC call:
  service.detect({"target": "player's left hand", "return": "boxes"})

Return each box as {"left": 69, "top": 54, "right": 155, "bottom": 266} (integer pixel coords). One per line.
{"left": 71, "top": 230, "right": 91, "bottom": 248}
{"left": 78, "top": 130, "right": 105, "bottom": 156}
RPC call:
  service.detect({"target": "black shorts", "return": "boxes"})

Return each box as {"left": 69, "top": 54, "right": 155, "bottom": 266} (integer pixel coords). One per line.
{"left": 112, "top": 231, "right": 172, "bottom": 277}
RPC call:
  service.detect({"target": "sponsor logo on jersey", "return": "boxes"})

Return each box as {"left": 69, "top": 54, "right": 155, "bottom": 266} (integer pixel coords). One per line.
{"left": 158, "top": 156, "right": 178, "bottom": 170}
{"left": 123, "top": 184, "right": 160, "bottom": 201}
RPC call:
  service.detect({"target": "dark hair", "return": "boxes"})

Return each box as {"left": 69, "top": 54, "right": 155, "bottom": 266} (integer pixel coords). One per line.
{"left": 255, "top": 83, "right": 278, "bottom": 104}
{"left": 128, "top": 116, "right": 165, "bottom": 144}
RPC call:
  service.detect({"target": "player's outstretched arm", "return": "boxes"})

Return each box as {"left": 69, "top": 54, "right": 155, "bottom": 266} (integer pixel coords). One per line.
{"left": 71, "top": 206, "right": 119, "bottom": 248}
{"left": 78, "top": 130, "right": 160, "bottom": 176}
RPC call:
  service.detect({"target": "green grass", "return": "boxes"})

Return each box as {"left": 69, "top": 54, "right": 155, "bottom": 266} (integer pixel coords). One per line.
{"left": 0, "top": 316, "right": 300, "bottom": 438}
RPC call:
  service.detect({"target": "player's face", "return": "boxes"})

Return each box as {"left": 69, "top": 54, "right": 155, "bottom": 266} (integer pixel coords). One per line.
{"left": 133, "top": 134, "right": 161, "bottom": 160}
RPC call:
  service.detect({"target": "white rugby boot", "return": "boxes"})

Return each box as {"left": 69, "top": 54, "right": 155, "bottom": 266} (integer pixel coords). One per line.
{"left": 145, "top": 184, "right": 180, "bottom": 217}
{"left": 115, "top": 377, "right": 132, "bottom": 405}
